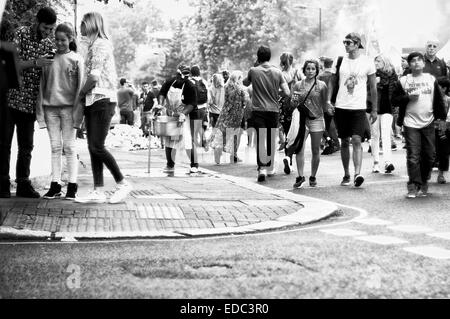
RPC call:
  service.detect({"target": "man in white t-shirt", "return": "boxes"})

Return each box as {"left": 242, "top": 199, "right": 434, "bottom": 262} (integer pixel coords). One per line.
{"left": 327, "top": 33, "right": 378, "bottom": 188}
{"left": 392, "top": 52, "right": 447, "bottom": 198}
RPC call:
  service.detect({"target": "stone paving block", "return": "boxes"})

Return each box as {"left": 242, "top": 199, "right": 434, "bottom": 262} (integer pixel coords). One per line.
{"left": 42, "top": 216, "right": 53, "bottom": 232}
{"left": 136, "top": 220, "right": 148, "bottom": 232}
{"left": 121, "top": 218, "right": 131, "bottom": 232}
{"left": 36, "top": 201, "right": 48, "bottom": 209}
{"left": 68, "top": 218, "right": 78, "bottom": 232}
{"left": 113, "top": 211, "right": 122, "bottom": 219}
{"left": 212, "top": 221, "right": 227, "bottom": 228}
{"left": 32, "top": 215, "right": 45, "bottom": 231}
{"left": 77, "top": 218, "right": 88, "bottom": 232}
{"left": 129, "top": 218, "right": 140, "bottom": 232}
{"left": 87, "top": 218, "right": 97, "bottom": 233}
{"left": 112, "top": 219, "right": 122, "bottom": 232}
{"left": 2, "top": 213, "right": 18, "bottom": 227}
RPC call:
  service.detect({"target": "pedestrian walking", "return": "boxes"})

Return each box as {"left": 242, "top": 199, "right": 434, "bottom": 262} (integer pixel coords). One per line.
{"left": 367, "top": 54, "right": 398, "bottom": 174}
{"left": 75, "top": 11, "right": 132, "bottom": 204}
{"left": 210, "top": 71, "right": 247, "bottom": 164}
{"left": 392, "top": 52, "right": 447, "bottom": 198}
{"left": 190, "top": 65, "right": 209, "bottom": 150}
{"left": 279, "top": 52, "right": 301, "bottom": 174}
{"left": 243, "top": 45, "right": 290, "bottom": 182}
{"left": 208, "top": 73, "right": 225, "bottom": 128}
{"left": 327, "top": 33, "right": 378, "bottom": 188}
{"left": 0, "top": 7, "right": 57, "bottom": 199}
{"left": 36, "top": 23, "right": 84, "bottom": 200}
{"left": 117, "top": 78, "right": 136, "bottom": 126}
{"left": 158, "top": 64, "right": 200, "bottom": 174}
{"left": 286, "top": 60, "right": 332, "bottom": 188}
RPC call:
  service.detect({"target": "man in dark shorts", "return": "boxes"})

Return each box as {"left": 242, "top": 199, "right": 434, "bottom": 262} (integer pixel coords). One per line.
{"left": 327, "top": 33, "right": 378, "bottom": 187}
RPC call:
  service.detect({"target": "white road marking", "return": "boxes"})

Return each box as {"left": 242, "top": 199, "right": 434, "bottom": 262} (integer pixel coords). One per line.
{"left": 388, "top": 225, "right": 434, "bottom": 234}
{"left": 403, "top": 246, "right": 450, "bottom": 260}
{"left": 354, "top": 218, "right": 394, "bottom": 226}
{"left": 320, "top": 229, "right": 367, "bottom": 237}
{"left": 427, "top": 232, "right": 450, "bottom": 241}
{"left": 355, "top": 235, "right": 409, "bottom": 245}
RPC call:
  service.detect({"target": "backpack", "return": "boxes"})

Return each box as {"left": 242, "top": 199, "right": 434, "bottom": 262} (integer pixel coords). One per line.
{"left": 193, "top": 78, "right": 208, "bottom": 104}
{"left": 331, "top": 56, "right": 344, "bottom": 104}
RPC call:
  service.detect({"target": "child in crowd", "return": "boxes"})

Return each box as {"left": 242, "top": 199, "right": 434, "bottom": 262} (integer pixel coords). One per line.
{"left": 37, "top": 23, "right": 84, "bottom": 200}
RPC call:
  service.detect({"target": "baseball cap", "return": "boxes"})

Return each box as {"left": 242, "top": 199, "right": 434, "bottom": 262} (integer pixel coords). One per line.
{"left": 345, "top": 33, "right": 364, "bottom": 49}
{"left": 177, "top": 64, "right": 191, "bottom": 76}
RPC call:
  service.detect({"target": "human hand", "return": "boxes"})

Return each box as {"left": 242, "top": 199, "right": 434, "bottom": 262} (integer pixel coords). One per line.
{"left": 326, "top": 102, "right": 335, "bottom": 116}
{"left": 408, "top": 89, "right": 420, "bottom": 102}
{"left": 36, "top": 56, "right": 54, "bottom": 68}
{"left": 370, "top": 111, "right": 378, "bottom": 124}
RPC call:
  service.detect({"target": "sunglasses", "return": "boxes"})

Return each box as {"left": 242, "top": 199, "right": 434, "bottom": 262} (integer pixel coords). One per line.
{"left": 428, "top": 44, "right": 438, "bottom": 48}
{"left": 343, "top": 40, "right": 354, "bottom": 46}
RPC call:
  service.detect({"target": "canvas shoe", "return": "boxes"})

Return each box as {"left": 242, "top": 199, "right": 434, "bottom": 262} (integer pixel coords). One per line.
{"left": 293, "top": 176, "right": 306, "bottom": 189}
{"left": 43, "top": 182, "right": 62, "bottom": 199}
{"left": 417, "top": 183, "right": 429, "bottom": 198}
{"left": 75, "top": 190, "right": 107, "bottom": 204}
{"left": 340, "top": 175, "right": 351, "bottom": 186}
{"left": 283, "top": 158, "right": 291, "bottom": 175}
{"left": 109, "top": 181, "right": 133, "bottom": 204}
{"left": 406, "top": 184, "right": 418, "bottom": 199}
{"left": 65, "top": 183, "right": 78, "bottom": 200}
{"left": 257, "top": 168, "right": 267, "bottom": 182}
{"left": 372, "top": 163, "right": 380, "bottom": 173}
{"left": 189, "top": 167, "right": 199, "bottom": 174}
{"left": 354, "top": 175, "right": 365, "bottom": 188}
{"left": 385, "top": 163, "right": 395, "bottom": 174}
{"left": 163, "top": 166, "right": 175, "bottom": 173}
{"left": 309, "top": 176, "right": 317, "bottom": 188}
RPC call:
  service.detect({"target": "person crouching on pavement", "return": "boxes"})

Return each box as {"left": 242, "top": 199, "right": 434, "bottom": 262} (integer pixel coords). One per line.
{"left": 157, "top": 64, "right": 200, "bottom": 174}
{"left": 392, "top": 52, "right": 447, "bottom": 199}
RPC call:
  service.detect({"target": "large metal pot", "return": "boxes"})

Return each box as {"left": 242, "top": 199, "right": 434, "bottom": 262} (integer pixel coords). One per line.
{"left": 152, "top": 116, "right": 182, "bottom": 137}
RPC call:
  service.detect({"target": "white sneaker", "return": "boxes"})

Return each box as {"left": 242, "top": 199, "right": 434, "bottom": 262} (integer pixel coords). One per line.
{"left": 109, "top": 181, "right": 133, "bottom": 204}
{"left": 189, "top": 167, "right": 199, "bottom": 174}
{"left": 267, "top": 168, "right": 276, "bottom": 177}
{"left": 372, "top": 163, "right": 380, "bottom": 173}
{"left": 74, "top": 190, "right": 107, "bottom": 204}
{"left": 257, "top": 168, "right": 267, "bottom": 182}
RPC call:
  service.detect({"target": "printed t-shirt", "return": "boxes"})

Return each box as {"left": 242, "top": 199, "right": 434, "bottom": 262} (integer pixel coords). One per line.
{"left": 401, "top": 73, "right": 436, "bottom": 129}
{"left": 332, "top": 55, "right": 376, "bottom": 111}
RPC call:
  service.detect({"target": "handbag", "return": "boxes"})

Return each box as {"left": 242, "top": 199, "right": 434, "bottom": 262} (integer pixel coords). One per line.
{"left": 293, "top": 79, "right": 317, "bottom": 120}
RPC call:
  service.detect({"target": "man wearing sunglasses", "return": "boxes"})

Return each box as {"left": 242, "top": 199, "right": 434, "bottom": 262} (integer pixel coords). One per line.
{"left": 327, "top": 32, "right": 378, "bottom": 188}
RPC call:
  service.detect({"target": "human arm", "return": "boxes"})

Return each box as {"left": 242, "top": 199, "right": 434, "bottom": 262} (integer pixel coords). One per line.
{"left": 280, "top": 73, "right": 290, "bottom": 98}
{"left": 36, "top": 72, "right": 47, "bottom": 129}
{"left": 321, "top": 82, "right": 333, "bottom": 116}
{"left": 368, "top": 73, "right": 378, "bottom": 124}
{"left": 73, "top": 59, "right": 85, "bottom": 129}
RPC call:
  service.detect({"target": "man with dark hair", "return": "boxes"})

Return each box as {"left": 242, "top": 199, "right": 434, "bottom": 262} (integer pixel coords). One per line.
{"left": 393, "top": 52, "right": 447, "bottom": 198}
{"left": 327, "top": 32, "right": 378, "bottom": 188}
{"left": 190, "top": 65, "right": 209, "bottom": 149}
{"left": 244, "top": 45, "right": 290, "bottom": 182}
{"left": 319, "top": 56, "right": 340, "bottom": 155}
{"left": 139, "top": 81, "right": 156, "bottom": 136}
{"left": 0, "top": 6, "right": 56, "bottom": 198}
{"left": 117, "top": 78, "right": 135, "bottom": 126}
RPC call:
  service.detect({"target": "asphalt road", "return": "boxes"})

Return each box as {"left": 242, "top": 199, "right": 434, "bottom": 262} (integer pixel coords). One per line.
{"left": 1, "top": 137, "right": 450, "bottom": 299}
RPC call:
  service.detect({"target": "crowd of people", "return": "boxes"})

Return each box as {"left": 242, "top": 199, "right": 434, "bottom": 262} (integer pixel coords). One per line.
{"left": 1, "top": 6, "right": 450, "bottom": 203}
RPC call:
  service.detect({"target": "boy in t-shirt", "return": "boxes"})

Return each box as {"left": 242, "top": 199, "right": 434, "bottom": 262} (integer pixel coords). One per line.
{"left": 392, "top": 52, "right": 447, "bottom": 198}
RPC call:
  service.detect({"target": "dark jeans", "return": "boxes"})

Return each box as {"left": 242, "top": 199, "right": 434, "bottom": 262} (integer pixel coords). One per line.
{"left": 435, "top": 129, "right": 449, "bottom": 171}
{"left": 165, "top": 118, "right": 199, "bottom": 169}
{"left": 120, "top": 109, "right": 134, "bottom": 126}
{"left": 0, "top": 103, "right": 36, "bottom": 183}
{"left": 252, "top": 111, "right": 279, "bottom": 169}
{"left": 404, "top": 124, "right": 435, "bottom": 186}
{"left": 85, "top": 99, "right": 124, "bottom": 187}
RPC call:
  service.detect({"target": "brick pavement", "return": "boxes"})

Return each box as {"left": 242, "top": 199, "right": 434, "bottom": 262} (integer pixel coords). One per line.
{"left": 0, "top": 144, "right": 338, "bottom": 240}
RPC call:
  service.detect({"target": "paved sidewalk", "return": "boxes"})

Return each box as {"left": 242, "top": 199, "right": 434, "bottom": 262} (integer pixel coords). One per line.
{"left": 0, "top": 144, "right": 339, "bottom": 241}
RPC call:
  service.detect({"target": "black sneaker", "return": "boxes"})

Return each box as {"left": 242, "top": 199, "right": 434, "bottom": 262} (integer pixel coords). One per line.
{"left": 0, "top": 179, "right": 11, "bottom": 198}
{"left": 283, "top": 158, "right": 291, "bottom": 175}
{"left": 16, "top": 180, "right": 40, "bottom": 198}
{"left": 65, "top": 183, "right": 78, "bottom": 200}
{"left": 354, "top": 175, "right": 365, "bottom": 188}
{"left": 341, "top": 175, "right": 351, "bottom": 186}
{"left": 43, "top": 182, "right": 62, "bottom": 199}
{"left": 309, "top": 176, "right": 317, "bottom": 187}
{"left": 293, "top": 176, "right": 306, "bottom": 189}
{"left": 385, "top": 163, "right": 395, "bottom": 174}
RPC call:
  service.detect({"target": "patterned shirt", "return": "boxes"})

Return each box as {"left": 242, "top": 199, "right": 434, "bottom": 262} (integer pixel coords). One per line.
{"left": 7, "top": 26, "right": 54, "bottom": 114}
{"left": 84, "top": 38, "right": 118, "bottom": 106}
